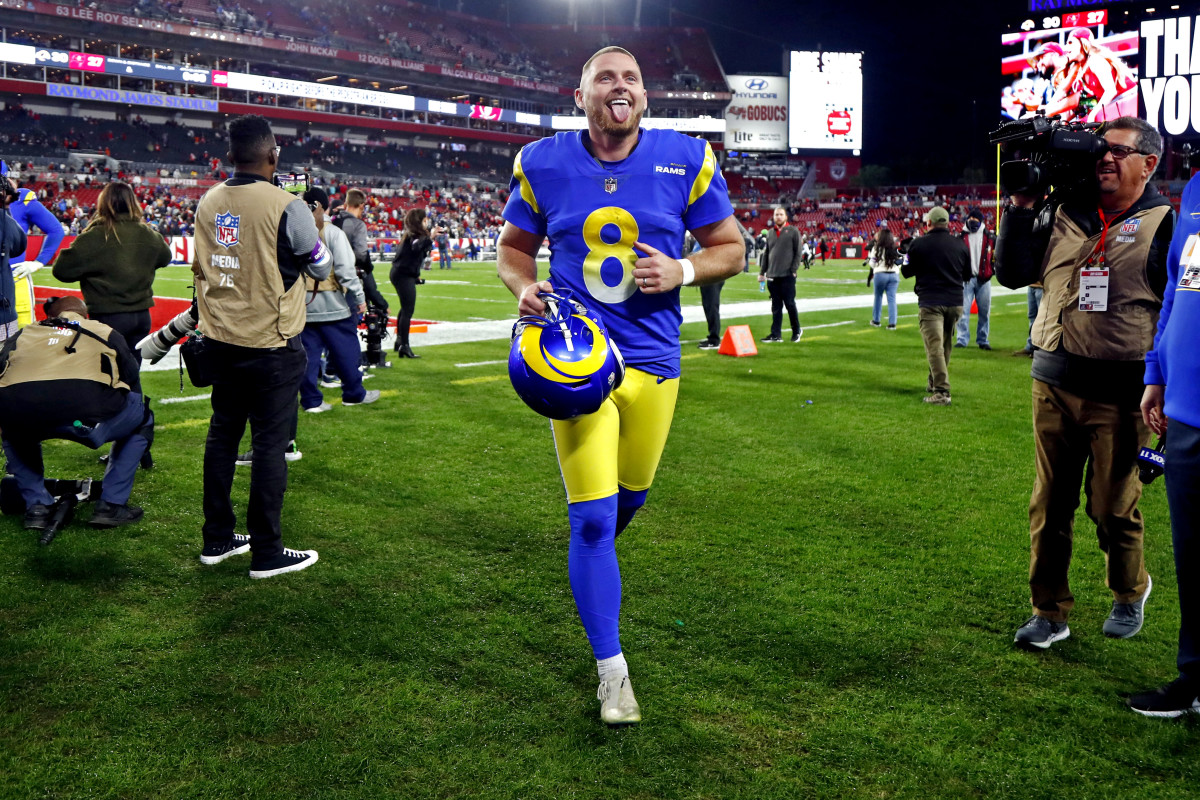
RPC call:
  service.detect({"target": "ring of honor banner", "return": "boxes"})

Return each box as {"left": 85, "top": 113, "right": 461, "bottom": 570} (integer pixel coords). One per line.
{"left": 725, "top": 75, "right": 789, "bottom": 152}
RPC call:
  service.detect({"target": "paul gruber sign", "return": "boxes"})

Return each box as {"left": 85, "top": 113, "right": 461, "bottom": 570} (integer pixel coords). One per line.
{"left": 724, "top": 75, "right": 788, "bottom": 152}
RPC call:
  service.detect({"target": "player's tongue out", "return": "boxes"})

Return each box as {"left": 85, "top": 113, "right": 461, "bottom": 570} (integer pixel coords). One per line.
{"left": 609, "top": 99, "right": 630, "bottom": 123}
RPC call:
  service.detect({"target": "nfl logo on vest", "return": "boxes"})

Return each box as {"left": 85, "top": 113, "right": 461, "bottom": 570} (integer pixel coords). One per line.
{"left": 215, "top": 211, "right": 240, "bottom": 248}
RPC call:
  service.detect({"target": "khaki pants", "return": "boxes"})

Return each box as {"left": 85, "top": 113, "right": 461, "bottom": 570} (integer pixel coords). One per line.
{"left": 918, "top": 305, "right": 962, "bottom": 396}
{"left": 1028, "top": 380, "right": 1150, "bottom": 621}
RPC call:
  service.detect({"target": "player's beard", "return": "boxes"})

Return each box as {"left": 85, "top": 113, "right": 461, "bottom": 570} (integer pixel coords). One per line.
{"left": 587, "top": 97, "right": 644, "bottom": 139}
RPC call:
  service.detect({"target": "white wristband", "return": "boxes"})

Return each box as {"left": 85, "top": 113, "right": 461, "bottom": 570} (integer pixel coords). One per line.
{"left": 679, "top": 258, "right": 695, "bottom": 286}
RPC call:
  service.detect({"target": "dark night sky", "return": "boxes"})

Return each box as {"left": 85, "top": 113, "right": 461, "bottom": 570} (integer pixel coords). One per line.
{"left": 441, "top": 0, "right": 1017, "bottom": 182}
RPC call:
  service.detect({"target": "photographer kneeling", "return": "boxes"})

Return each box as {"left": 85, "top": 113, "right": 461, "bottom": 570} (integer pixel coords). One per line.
{"left": 0, "top": 296, "right": 151, "bottom": 529}
{"left": 995, "top": 116, "right": 1175, "bottom": 650}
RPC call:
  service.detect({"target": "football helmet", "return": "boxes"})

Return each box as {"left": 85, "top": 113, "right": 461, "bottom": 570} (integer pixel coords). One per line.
{"left": 509, "top": 290, "right": 624, "bottom": 420}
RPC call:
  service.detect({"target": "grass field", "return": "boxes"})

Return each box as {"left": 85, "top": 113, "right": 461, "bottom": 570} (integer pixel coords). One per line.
{"left": 4, "top": 260, "right": 1198, "bottom": 799}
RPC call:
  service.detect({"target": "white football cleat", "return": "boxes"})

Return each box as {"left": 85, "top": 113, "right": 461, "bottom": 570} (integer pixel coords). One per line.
{"left": 597, "top": 675, "right": 641, "bottom": 726}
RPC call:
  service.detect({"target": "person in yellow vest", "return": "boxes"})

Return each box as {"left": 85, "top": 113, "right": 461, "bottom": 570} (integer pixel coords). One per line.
{"left": 0, "top": 295, "right": 151, "bottom": 529}
{"left": 996, "top": 116, "right": 1175, "bottom": 650}
{"left": 191, "top": 115, "right": 332, "bottom": 580}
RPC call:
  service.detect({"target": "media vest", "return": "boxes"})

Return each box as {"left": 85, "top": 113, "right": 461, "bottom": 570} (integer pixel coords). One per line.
{"left": 193, "top": 180, "right": 306, "bottom": 347}
{"left": 0, "top": 312, "right": 129, "bottom": 392}
{"left": 1031, "top": 204, "right": 1170, "bottom": 362}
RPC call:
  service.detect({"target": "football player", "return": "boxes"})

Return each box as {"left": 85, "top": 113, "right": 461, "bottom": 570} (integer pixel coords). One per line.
{"left": 4, "top": 166, "right": 64, "bottom": 325}
{"left": 497, "top": 46, "right": 744, "bottom": 725}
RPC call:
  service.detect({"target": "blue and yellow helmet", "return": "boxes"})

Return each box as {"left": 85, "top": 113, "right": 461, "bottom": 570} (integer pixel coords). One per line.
{"left": 509, "top": 290, "right": 625, "bottom": 420}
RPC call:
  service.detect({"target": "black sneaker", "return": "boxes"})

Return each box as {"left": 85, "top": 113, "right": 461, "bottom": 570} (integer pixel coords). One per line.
{"left": 760, "top": 335, "right": 783, "bottom": 343}
{"left": 697, "top": 339, "right": 719, "bottom": 350}
{"left": 1103, "top": 575, "right": 1151, "bottom": 639}
{"left": 23, "top": 503, "right": 53, "bottom": 530}
{"left": 791, "top": 330, "right": 803, "bottom": 343}
{"left": 953, "top": 342, "right": 966, "bottom": 348}
{"left": 200, "top": 534, "right": 251, "bottom": 565}
{"left": 870, "top": 320, "right": 881, "bottom": 327}
{"left": 235, "top": 449, "right": 254, "bottom": 466}
{"left": 1127, "top": 677, "right": 1200, "bottom": 718}
{"left": 1014, "top": 615, "right": 1070, "bottom": 649}
{"left": 89, "top": 500, "right": 144, "bottom": 528}
{"left": 249, "top": 547, "right": 319, "bottom": 579}
{"left": 978, "top": 343, "right": 993, "bottom": 351}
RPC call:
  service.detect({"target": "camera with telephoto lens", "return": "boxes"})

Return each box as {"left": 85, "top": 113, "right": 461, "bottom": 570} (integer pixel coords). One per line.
{"left": 989, "top": 115, "right": 1108, "bottom": 200}
{"left": 1137, "top": 434, "right": 1167, "bottom": 484}
{"left": 136, "top": 301, "right": 200, "bottom": 363}
{"left": 359, "top": 303, "right": 390, "bottom": 368}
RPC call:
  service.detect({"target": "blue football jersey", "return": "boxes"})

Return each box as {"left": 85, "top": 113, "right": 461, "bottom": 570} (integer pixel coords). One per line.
{"left": 503, "top": 128, "right": 733, "bottom": 378}
{"left": 10, "top": 188, "right": 64, "bottom": 264}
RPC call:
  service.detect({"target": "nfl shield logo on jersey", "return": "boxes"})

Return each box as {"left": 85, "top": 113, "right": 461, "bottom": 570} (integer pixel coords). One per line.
{"left": 604, "top": 177, "right": 618, "bottom": 194}
{"left": 215, "top": 211, "right": 240, "bottom": 248}
{"left": 1121, "top": 219, "right": 1140, "bottom": 235}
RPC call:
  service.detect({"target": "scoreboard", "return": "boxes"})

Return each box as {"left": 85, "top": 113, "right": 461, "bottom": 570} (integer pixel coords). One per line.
{"left": 787, "top": 51, "right": 862, "bottom": 152}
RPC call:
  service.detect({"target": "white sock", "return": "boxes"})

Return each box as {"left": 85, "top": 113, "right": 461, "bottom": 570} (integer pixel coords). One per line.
{"left": 597, "top": 653, "right": 628, "bottom": 683}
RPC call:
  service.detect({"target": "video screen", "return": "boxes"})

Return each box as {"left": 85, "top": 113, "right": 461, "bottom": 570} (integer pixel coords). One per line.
{"left": 788, "top": 51, "right": 862, "bottom": 151}
{"left": 1000, "top": 10, "right": 1138, "bottom": 124}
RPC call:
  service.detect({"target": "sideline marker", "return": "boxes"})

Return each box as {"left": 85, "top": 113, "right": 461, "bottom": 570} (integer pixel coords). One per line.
{"left": 718, "top": 325, "right": 758, "bottom": 357}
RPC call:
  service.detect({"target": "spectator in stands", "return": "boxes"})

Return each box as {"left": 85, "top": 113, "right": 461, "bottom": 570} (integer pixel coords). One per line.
{"left": 51, "top": 182, "right": 172, "bottom": 353}
{"left": 298, "top": 186, "right": 377, "bottom": 412}
{"left": 901, "top": 207, "right": 970, "bottom": 406}
{"left": 389, "top": 208, "right": 439, "bottom": 360}
{"left": 759, "top": 206, "right": 803, "bottom": 344}
{"left": 333, "top": 188, "right": 389, "bottom": 313}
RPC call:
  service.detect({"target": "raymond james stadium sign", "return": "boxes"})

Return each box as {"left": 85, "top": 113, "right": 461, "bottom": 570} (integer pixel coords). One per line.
{"left": 1028, "top": 0, "right": 1135, "bottom": 9}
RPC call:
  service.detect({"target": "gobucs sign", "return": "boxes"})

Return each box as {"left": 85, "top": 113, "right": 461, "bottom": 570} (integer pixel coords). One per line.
{"left": 724, "top": 74, "right": 789, "bottom": 152}
{"left": 215, "top": 211, "right": 240, "bottom": 248}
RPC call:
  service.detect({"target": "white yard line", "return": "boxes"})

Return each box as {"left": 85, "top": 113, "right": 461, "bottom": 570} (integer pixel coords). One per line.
{"left": 139, "top": 287, "right": 1027, "bottom": 370}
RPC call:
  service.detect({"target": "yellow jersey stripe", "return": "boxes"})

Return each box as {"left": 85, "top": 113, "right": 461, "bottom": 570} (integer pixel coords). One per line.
{"left": 514, "top": 149, "right": 539, "bottom": 215}
{"left": 687, "top": 142, "right": 717, "bottom": 208}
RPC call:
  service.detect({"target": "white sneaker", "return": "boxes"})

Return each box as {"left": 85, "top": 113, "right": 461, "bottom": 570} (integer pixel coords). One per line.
{"left": 304, "top": 402, "right": 333, "bottom": 414}
{"left": 344, "top": 389, "right": 381, "bottom": 406}
{"left": 597, "top": 675, "right": 641, "bottom": 725}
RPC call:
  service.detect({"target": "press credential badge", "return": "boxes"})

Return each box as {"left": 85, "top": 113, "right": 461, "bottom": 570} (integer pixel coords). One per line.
{"left": 1079, "top": 267, "right": 1109, "bottom": 312}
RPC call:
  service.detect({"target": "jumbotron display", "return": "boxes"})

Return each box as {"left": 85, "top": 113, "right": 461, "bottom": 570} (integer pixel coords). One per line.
{"left": 787, "top": 51, "right": 862, "bottom": 151}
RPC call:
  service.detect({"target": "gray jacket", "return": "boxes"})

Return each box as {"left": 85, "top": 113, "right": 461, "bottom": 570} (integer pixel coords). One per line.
{"left": 305, "top": 223, "right": 365, "bottom": 322}
{"left": 761, "top": 225, "right": 801, "bottom": 278}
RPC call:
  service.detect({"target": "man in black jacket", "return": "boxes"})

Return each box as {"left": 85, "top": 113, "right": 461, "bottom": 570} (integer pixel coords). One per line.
{"left": 901, "top": 206, "right": 971, "bottom": 405}
{"left": 759, "top": 207, "right": 803, "bottom": 343}
{"left": 0, "top": 296, "right": 151, "bottom": 528}
{"left": 995, "top": 116, "right": 1173, "bottom": 650}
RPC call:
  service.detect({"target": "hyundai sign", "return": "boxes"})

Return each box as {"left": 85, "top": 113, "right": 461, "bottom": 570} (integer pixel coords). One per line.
{"left": 725, "top": 75, "right": 789, "bottom": 152}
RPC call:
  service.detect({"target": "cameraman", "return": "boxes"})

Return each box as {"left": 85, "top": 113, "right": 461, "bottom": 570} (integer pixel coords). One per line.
{"left": 333, "top": 189, "right": 389, "bottom": 312}
{"left": 995, "top": 116, "right": 1175, "bottom": 650}
{"left": 0, "top": 179, "right": 26, "bottom": 342}
{"left": 192, "top": 115, "right": 331, "bottom": 579}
